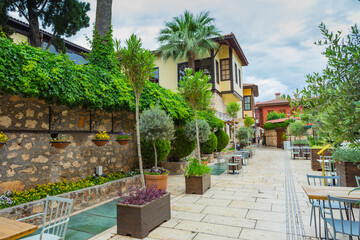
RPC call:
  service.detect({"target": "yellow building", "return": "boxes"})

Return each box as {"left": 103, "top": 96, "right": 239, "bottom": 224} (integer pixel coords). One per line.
{"left": 243, "top": 83, "right": 259, "bottom": 119}
{"left": 152, "top": 33, "right": 248, "bottom": 126}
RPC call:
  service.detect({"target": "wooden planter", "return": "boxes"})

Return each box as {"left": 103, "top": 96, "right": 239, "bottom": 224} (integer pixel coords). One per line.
{"left": 185, "top": 173, "right": 211, "bottom": 195}
{"left": 145, "top": 174, "right": 168, "bottom": 191}
{"left": 92, "top": 139, "right": 109, "bottom": 147}
{"left": 117, "top": 193, "right": 171, "bottom": 239}
{"left": 336, "top": 161, "right": 360, "bottom": 187}
{"left": 0, "top": 142, "right": 5, "bottom": 149}
{"left": 116, "top": 139, "right": 130, "bottom": 145}
{"left": 50, "top": 141, "right": 71, "bottom": 149}
{"left": 311, "top": 148, "right": 332, "bottom": 171}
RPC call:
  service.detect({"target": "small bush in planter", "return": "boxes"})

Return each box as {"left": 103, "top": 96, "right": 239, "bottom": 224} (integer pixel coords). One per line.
{"left": 201, "top": 132, "right": 217, "bottom": 154}
{"left": 236, "top": 127, "right": 250, "bottom": 148}
{"left": 215, "top": 130, "right": 229, "bottom": 152}
{"left": 169, "top": 128, "right": 196, "bottom": 161}
{"left": 141, "top": 140, "right": 171, "bottom": 168}
{"left": 185, "top": 158, "right": 211, "bottom": 177}
{"left": 332, "top": 144, "right": 360, "bottom": 166}
{"left": 118, "top": 186, "right": 166, "bottom": 205}
{"left": 292, "top": 139, "right": 309, "bottom": 145}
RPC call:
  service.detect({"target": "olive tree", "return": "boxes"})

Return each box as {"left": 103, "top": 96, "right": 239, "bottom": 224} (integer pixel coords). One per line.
{"left": 178, "top": 68, "right": 212, "bottom": 163}
{"left": 226, "top": 102, "right": 241, "bottom": 149}
{"left": 140, "top": 107, "right": 175, "bottom": 169}
{"left": 289, "top": 121, "right": 307, "bottom": 140}
{"left": 118, "top": 34, "right": 155, "bottom": 186}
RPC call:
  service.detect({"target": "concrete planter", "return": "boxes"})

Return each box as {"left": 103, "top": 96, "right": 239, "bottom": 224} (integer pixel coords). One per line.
{"left": 116, "top": 193, "right": 171, "bottom": 239}
{"left": 336, "top": 161, "right": 360, "bottom": 187}
{"left": 185, "top": 173, "right": 211, "bottom": 195}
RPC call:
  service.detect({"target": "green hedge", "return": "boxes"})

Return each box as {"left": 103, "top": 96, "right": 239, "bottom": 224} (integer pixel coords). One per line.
{"left": 0, "top": 38, "right": 191, "bottom": 124}
{"left": 215, "top": 130, "right": 229, "bottom": 152}
{"left": 201, "top": 132, "right": 218, "bottom": 154}
{"left": 141, "top": 140, "right": 171, "bottom": 167}
{"left": 264, "top": 119, "right": 294, "bottom": 130}
{"left": 169, "top": 128, "right": 196, "bottom": 161}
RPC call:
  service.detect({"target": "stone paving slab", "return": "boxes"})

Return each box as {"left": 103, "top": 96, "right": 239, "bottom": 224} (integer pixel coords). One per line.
{"left": 91, "top": 147, "right": 351, "bottom": 240}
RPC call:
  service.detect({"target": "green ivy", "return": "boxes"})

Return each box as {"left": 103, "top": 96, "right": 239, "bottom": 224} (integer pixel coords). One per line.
{"left": 0, "top": 37, "right": 191, "bottom": 124}
{"left": 263, "top": 119, "right": 294, "bottom": 130}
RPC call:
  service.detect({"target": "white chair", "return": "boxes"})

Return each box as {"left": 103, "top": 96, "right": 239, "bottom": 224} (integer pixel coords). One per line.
{"left": 18, "top": 196, "right": 73, "bottom": 240}
{"left": 291, "top": 146, "right": 301, "bottom": 159}
{"left": 318, "top": 156, "right": 336, "bottom": 177}
{"left": 301, "top": 146, "right": 311, "bottom": 159}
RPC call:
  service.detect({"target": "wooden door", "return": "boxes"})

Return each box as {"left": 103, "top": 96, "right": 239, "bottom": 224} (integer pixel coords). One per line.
{"left": 276, "top": 128, "right": 285, "bottom": 149}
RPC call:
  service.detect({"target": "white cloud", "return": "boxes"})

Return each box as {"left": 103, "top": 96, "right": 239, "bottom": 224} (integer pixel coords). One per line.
{"left": 244, "top": 76, "right": 289, "bottom": 102}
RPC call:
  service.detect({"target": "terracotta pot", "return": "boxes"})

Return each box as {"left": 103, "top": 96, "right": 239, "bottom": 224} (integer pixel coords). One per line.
{"left": 92, "top": 139, "right": 109, "bottom": 147}
{"left": 145, "top": 174, "right": 168, "bottom": 191}
{"left": 116, "top": 139, "right": 129, "bottom": 145}
{"left": 0, "top": 142, "right": 5, "bottom": 149}
{"left": 51, "top": 141, "right": 71, "bottom": 149}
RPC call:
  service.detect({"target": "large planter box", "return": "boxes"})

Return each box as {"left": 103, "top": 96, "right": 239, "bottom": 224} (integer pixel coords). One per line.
{"left": 185, "top": 173, "right": 211, "bottom": 195}
{"left": 336, "top": 161, "right": 360, "bottom": 187}
{"left": 311, "top": 148, "right": 332, "bottom": 171}
{"left": 116, "top": 193, "right": 171, "bottom": 239}
{"left": 161, "top": 161, "right": 186, "bottom": 175}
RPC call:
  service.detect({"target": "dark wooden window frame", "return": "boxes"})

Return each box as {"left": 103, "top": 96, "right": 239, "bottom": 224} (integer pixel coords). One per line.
{"left": 244, "top": 96, "right": 251, "bottom": 111}
{"left": 220, "top": 58, "right": 231, "bottom": 81}
{"left": 238, "top": 69, "right": 241, "bottom": 88}
{"left": 216, "top": 60, "right": 220, "bottom": 85}
{"left": 235, "top": 63, "right": 238, "bottom": 84}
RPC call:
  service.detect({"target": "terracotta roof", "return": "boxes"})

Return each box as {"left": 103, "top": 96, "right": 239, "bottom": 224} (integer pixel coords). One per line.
{"left": 243, "top": 83, "right": 259, "bottom": 97}
{"left": 7, "top": 17, "right": 90, "bottom": 53}
{"left": 256, "top": 98, "right": 290, "bottom": 107}
{"left": 212, "top": 33, "right": 248, "bottom": 66}
{"left": 266, "top": 117, "right": 300, "bottom": 123}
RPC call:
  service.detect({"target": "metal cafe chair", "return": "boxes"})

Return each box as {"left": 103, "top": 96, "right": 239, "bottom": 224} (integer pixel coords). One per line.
{"left": 17, "top": 196, "right": 73, "bottom": 240}
{"left": 301, "top": 146, "right": 311, "bottom": 159}
{"left": 290, "top": 146, "right": 301, "bottom": 159}
{"left": 356, "top": 176, "right": 360, "bottom": 187}
{"left": 306, "top": 175, "right": 341, "bottom": 238}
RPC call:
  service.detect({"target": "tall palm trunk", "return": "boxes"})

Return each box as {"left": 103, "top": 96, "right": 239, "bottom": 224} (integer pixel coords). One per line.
{"left": 95, "top": 0, "right": 112, "bottom": 39}
{"left": 27, "top": 0, "right": 41, "bottom": 47}
{"left": 152, "top": 140, "right": 158, "bottom": 169}
{"left": 233, "top": 119, "right": 236, "bottom": 149}
{"left": 188, "top": 53, "right": 196, "bottom": 70}
{"left": 194, "top": 109, "right": 201, "bottom": 164}
{"left": 135, "top": 92, "right": 145, "bottom": 187}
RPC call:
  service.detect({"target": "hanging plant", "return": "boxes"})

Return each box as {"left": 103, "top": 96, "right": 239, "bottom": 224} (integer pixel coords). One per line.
{"left": 92, "top": 131, "right": 110, "bottom": 147}
{"left": 116, "top": 132, "right": 131, "bottom": 145}
{"left": 0, "top": 132, "right": 8, "bottom": 149}
{"left": 50, "top": 135, "right": 72, "bottom": 149}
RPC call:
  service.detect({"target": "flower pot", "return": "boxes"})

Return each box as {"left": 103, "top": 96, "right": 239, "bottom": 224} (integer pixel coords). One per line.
{"left": 117, "top": 193, "right": 171, "bottom": 239}
{"left": 145, "top": 174, "right": 168, "bottom": 191}
{"left": 310, "top": 148, "right": 332, "bottom": 171}
{"left": 185, "top": 173, "right": 211, "bottom": 195}
{"left": 0, "top": 142, "right": 5, "bottom": 149}
{"left": 51, "top": 141, "right": 71, "bottom": 149}
{"left": 116, "top": 139, "right": 130, "bottom": 145}
{"left": 92, "top": 139, "right": 109, "bottom": 147}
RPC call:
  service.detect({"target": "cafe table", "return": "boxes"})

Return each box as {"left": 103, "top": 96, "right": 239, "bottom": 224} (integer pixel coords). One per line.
{"left": 0, "top": 217, "right": 37, "bottom": 240}
{"left": 302, "top": 185, "right": 360, "bottom": 200}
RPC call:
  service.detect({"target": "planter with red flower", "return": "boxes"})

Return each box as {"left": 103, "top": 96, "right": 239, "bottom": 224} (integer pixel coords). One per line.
{"left": 0, "top": 132, "right": 8, "bottom": 149}
{"left": 144, "top": 168, "right": 170, "bottom": 191}
{"left": 92, "top": 131, "right": 110, "bottom": 147}
{"left": 117, "top": 187, "right": 171, "bottom": 239}
{"left": 116, "top": 132, "right": 131, "bottom": 145}
{"left": 50, "top": 135, "right": 72, "bottom": 149}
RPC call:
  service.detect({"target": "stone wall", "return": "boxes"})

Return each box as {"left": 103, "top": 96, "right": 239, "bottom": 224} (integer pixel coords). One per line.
{"left": 0, "top": 175, "right": 141, "bottom": 225}
{"left": 264, "top": 129, "right": 277, "bottom": 147}
{"left": 0, "top": 95, "right": 138, "bottom": 192}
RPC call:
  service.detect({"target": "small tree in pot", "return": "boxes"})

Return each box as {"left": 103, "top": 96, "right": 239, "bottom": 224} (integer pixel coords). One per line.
{"left": 226, "top": 102, "right": 241, "bottom": 149}
{"left": 140, "top": 106, "right": 175, "bottom": 191}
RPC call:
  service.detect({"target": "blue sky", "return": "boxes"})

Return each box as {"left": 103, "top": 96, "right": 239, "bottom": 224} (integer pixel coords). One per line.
{"left": 11, "top": 0, "right": 360, "bottom": 102}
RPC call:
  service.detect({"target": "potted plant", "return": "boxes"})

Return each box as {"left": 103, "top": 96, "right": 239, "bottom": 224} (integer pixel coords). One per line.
{"left": 92, "top": 131, "right": 110, "bottom": 147}
{"left": 139, "top": 106, "right": 174, "bottom": 191}
{"left": 50, "top": 135, "right": 72, "bottom": 149}
{"left": 282, "top": 132, "right": 290, "bottom": 150}
{"left": 0, "top": 132, "right": 8, "bottom": 149}
{"left": 116, "top": 132, "right": 131, "bottom": 145}
{"left": 185, "top": 158, "right": 212, "bottom": 194}
{"left": 333, "top": 141, "right": 360, "bottom": 187}
{"left": 117, "top": 187, "right": 171, "bottom": 239}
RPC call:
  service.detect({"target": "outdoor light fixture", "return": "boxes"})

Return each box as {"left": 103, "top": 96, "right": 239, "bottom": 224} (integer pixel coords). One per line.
{"left": 96, "top": 166, "right": 103, "bottom": 176}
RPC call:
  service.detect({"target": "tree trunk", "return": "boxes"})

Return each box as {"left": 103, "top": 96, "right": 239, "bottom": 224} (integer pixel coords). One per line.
{"left": 135, "top": 93, "right": 145, "bottom": 187}
{"left": 27, "top": 0, "right": 41, "bottom": 47}
{"left": 95, "top": 0, "right": 112, "bottom": 39}
{"left": 194, "top": 109, "right": 201, "bottom": 164}
{"left": 188, "top": 53, "right": 196, "bottom": 70}
{"left": 233, "top": 119, "right": 236, "bottom": 149}
{"left": 152, "top": 140, "right": 158, "bottom": 169}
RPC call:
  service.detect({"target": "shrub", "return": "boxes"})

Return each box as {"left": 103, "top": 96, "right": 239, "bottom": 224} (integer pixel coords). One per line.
{"left": 197, "top": 110, "right": 225, "bottom": 130}
{"left": 236, "top": 127, "right": 249, "bottom": 141}
{"left": 141, "top": 140, "right": 171, "bottom": 168}
{"left": 263, "top": 119, "right": 294, "bottom": 130}
{"left": 266, "top": 111, "right": 287, "bottom": 121}
{"left": 293, "top": 140, "right": 309, "bottom": 145}
{"left": 184, "top": 119, "right": 211, "bottom": 143}
{"left": 118, "top": 186, "right": 166, "bottom": 205}
{"left": 184, "top": 158, "right": 211, "bottom": 177}
{"left": 201, "top": 132, "right": 218, "bottom": 154}
{"left": 289, "top": 121, "right": 307, "bottom": 139}
{"left": 215, "top": 130, "right": 229, "bottom": 152}
{"left": 169, "top": 129, "right": 196, "bottom": 161}
{"left": 244, "top": 116, "right": 255, "bottom": 127}
{"left": 282, "top": 132, "right": 287, "bottom": 141}
{"left": 333, "top": 147, "right": 360, "bottom": 164}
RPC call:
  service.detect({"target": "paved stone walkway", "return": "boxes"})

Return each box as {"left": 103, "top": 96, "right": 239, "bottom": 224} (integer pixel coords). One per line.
{"left": 91, "top": 147, "right": 322, "bottom": 240}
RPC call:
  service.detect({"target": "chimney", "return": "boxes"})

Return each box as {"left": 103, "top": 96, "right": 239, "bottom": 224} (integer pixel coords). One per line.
{"left": 275, "top": 92, "right": 281, "bottom": 99}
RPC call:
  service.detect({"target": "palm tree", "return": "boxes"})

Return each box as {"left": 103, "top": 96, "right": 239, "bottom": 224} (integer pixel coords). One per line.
{"left": 157, "top": 10, "right": 221, "bottom": 70}
{"left": 226, "top": 102, "right": 241, "bottom": 149}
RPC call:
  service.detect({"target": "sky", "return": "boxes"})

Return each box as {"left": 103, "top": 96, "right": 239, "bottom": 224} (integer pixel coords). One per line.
{"left": 11, "top": 0, "right": 360, "bottom": 102}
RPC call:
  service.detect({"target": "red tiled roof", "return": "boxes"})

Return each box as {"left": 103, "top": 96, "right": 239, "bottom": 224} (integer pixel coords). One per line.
{"left": 266, "top": 117, "right": 300, "bottom": 123}
{"left": 256, "top": 98, "right": 290, "bottom": 107}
